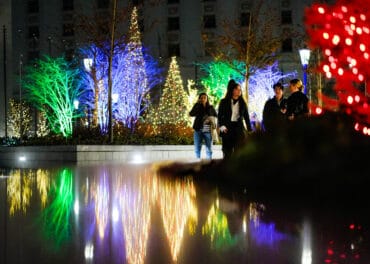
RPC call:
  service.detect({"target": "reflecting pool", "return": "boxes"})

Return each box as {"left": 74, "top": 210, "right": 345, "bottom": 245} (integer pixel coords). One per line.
{"left": 0, "top": 162, "right": 369, "bottom": 264}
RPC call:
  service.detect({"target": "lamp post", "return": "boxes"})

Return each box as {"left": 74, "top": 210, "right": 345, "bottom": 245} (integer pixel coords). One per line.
{"left": 3, "top": 25, "right": 7, "bottom": 139}
{"left": 73, "top": 99, "right": 79, "bottom": 131}
{"left": 299, "top": 48, "right": 311, "bottom": 95}
{"left": 19, "top": 54, "right": 23, "bottom": 139}
{"left": 47, "top": 36, "right": 52, "bottom": 56}
{"left": 107, "top": 0, "right": 117, "bottom": 143}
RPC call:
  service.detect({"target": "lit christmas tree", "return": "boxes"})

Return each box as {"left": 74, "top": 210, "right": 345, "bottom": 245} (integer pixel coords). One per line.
{"left": 115, "top": 7, "right": 151, "bottom": 129}
{"left": 305, "top": 0, "right": 370, "bottom": 135}
{"left": 37, "top": 111, "right": 50, "bottom": 137}
{"left": 7, "top": 99, "right": 32, "bottom": 138}
{"left": 148, "top": 56, "right": 189, "bottom": 132}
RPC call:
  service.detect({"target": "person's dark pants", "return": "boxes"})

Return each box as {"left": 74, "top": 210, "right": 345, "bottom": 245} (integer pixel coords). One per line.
{"left": 220, "top": 122, "right": 246, "bottom": 159}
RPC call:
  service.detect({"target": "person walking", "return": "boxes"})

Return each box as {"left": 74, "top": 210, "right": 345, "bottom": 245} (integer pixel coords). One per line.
{"left": 217, "top": 79, "right": 252, "bottom": 159}
{"left": 262, "top": 82, "right": 288, "bottom": 133}
{"left": 286, "top": 78, "right": 309, "bottom": 120}
{"left": 189, "top": 92, "right": 217, "bottom": 160}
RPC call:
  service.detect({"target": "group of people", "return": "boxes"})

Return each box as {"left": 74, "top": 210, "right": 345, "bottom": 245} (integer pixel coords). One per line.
{"left": 189, "top": 78, "right": 309, "bottom": 160}
{"left": 262, "top": 78, "right": 309, "bottom": 132}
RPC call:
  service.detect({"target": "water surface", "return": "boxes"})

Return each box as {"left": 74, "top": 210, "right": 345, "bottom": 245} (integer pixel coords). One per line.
{"left": 0, "top": 162, "right": 368, "bottom": 263}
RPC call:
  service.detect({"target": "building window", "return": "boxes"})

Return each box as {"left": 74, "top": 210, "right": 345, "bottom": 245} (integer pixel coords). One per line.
{"left": 28, "top": 26, "right": 39, "bottom": 39}
{"left": 168, "top": 44, "right": 180, "bottom": 57}
{"left": 240, "top": 12, "right": 250, "bottom": 27}
{"left": 132, "top": 0, "right": 143, "bottom": 6}
{"left": 204, "top": 5, "right": 214, "bottom": 12}
{"left": 168, "top": 17, "right": 180, "bottom": 31}
{"left": 97, "top": 0, "right": 109, "bottom": 9}
{"left": 281, "top": 38, "right": 292, "bottom": 52}
{"left": 63, "top": 0, "right": 74, "bottom": 11}
{"left": 27, "top": 0, "right": 39, "bottom": 13}
{"left": 281, "top": 10, "right": 292, "bottom": 24}
{"left": 281, "top": 0, "right": 290, "bottom": 7}
{"left": 203, "top": 15, "right": 216, "bottom": 28}
{"left": 168, "top": 0, "right": 179, "bottom": 3}
{"left": 63, "top": 24, "right": 74, "bottom": 36}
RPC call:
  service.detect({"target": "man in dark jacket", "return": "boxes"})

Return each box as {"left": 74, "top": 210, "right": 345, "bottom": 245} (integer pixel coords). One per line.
{"left": 262, "top": 82, "right": 288, "bottom": 133}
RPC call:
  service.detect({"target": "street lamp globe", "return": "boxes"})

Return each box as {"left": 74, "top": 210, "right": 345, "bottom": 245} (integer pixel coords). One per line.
{"left": 73, "top": 99, "right": 79, "bottom": 110}
{"left": 83, "top": 58, "right": 93, "bottom": 72}
{"left": 299, "top": 48, "right": 311, "bottom": 66}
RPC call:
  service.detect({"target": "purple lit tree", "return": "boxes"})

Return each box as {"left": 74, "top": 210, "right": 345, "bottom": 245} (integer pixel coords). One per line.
{"left": 248, "top": 62, "right": 296, "bottom": 122}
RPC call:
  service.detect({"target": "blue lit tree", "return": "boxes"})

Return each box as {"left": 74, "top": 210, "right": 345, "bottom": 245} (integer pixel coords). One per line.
{"left": 79, "top": 44, "right": 110, "bottom": 132}
{"left": 79, "top": 7, "right": 162, "bottom": 133}
{"left": 248, "top": 62, "right": 296, "bottom": 122}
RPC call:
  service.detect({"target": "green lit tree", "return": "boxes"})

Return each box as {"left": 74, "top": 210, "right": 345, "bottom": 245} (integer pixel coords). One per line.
{"left": 23, "top": 56, "right": 83, "bottom": 137}
{"left": 148, "top": 56, "right": 190, "bottom": 132}
{"left": 200, "top": 60, "right": 245, "bottom": 106}
{"left": 7, "top": 98, "right": 32, "bottom": 138}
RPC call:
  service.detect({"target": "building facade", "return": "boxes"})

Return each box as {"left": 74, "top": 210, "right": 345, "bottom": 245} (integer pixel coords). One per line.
{"left": 1, "top": 0, "right": 319, "bottom": 137}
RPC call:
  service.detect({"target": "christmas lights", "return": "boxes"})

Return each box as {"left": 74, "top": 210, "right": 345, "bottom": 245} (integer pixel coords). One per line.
{"left": 305, "top": 0, "right": 370, "bottom": 135}
{"left": 23, "top": 56, "right": 84, "bottom": 137}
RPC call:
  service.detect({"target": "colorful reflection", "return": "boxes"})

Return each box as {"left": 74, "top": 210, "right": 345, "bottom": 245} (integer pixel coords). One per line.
{"left": 7, "top": 169, "right": 34, "bottom": 215}
{"left": 158, "top": 176, "right": 198, "bottom": 262}
{"left": 1, "top": 164, "right": 331, "bottom": 263}
{"left": 116, "top": 167, "right": 156, "bottom": 264}
{"left": 41, "top": 168, "right": 74, "bottom": 247}
{"left": 324, "top": 223, "right": 363, "bottom": 263}
{"left": 91, "top": 171, "right": 110, "bottom": 240}
{"left": 36, "top": 169, "right": 51, "bottom": 208}
{"left": 202, "top": 198, "right": 236, "bottom": 250}
{"left": 249, "top": 221, "right": 287, "bottom": 246}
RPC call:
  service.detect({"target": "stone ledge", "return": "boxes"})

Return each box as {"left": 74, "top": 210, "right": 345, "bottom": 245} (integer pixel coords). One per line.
{"left": 0, "top": 145, "right": 223, "bottom": 166}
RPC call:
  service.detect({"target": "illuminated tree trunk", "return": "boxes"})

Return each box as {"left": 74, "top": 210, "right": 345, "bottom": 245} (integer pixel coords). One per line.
{"left": 92, "top": 65, "right": 99, "bottom": 127}
{"left": 243, "top": 13, "right": 252, "bottom": 104}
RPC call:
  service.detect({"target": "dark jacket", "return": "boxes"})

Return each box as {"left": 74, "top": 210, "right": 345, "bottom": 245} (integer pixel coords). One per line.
{"left": 262, "top": 96, "right": 287, "bottom": 132}
{"left": 286, "top": 91, "right": 309, "bottom": 118}
{"left": 189, "top": 103, "right": 217, "bottom": 130}
{"left": 218, "top": 98, "right": 252, "bottom": 132}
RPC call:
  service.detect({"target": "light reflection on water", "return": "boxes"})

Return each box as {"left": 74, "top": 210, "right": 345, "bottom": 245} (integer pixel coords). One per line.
{"left": 0, "top": 163, "right": 369, "bottom": 264}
